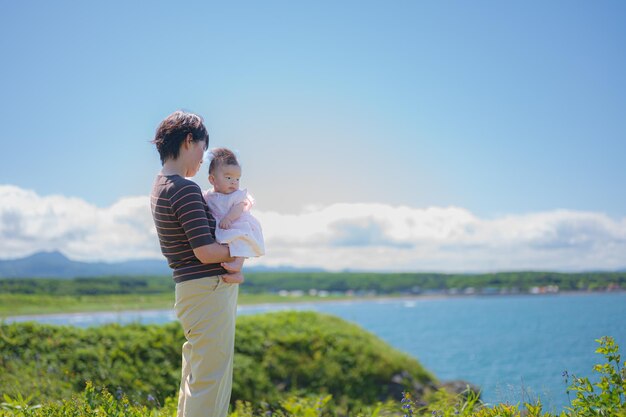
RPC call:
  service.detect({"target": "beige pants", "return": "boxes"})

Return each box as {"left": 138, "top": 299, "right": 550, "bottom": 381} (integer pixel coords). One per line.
{"left": 174, "top": 276, "right": 239, "bottom": 417}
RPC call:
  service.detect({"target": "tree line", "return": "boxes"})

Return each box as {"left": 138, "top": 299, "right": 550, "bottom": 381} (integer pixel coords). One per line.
{"left": 1, "top": 271, "right": 624, "bottom": 296}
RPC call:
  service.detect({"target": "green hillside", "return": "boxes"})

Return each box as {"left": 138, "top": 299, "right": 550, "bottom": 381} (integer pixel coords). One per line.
{"left": 0, "top": 311, "right": 436, "bottom": 414}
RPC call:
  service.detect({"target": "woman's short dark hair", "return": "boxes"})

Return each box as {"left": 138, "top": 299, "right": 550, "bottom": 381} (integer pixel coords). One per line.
{"left": 209, "top": 148, "right": 239, "bottom": 174}
{"left": 152, "top": 110, "right": 209, "bottom": 164}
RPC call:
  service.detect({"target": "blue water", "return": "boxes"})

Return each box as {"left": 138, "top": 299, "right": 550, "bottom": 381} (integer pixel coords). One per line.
{"left": 6, "top": 292, "right": 626, "bottom": 411}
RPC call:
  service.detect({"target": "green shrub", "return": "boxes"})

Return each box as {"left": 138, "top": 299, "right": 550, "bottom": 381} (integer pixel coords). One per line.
{"left": 565, "top": 336, "right": 626, "bottom": 417}
{"left": 1, "top": 311, "right": 435, "bottom": 412}
{"left": 234, "top": 311, "right": 435, "bottom": 410}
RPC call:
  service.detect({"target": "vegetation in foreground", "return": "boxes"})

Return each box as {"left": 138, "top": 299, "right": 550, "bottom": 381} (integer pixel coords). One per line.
{"left": 1, "top": 311, "right": 435, "bottom": 415}
{"left": 1, "top": 335, "right": 625, "bottom": 416}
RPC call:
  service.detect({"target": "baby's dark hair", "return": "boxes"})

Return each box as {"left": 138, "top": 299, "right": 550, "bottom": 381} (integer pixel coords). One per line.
{"left": 209, "top": 148, "right": 240, "bottom": 174}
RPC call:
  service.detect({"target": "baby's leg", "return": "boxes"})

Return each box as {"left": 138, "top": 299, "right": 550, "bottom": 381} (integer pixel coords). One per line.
{"left": 222, "top": 271, "right": 244, "bottom": 284}
{"left": 221, "top": 257, "right": 245, "bottom": 273}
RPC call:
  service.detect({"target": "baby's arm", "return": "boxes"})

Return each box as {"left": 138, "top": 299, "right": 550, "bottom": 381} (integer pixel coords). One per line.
{"left": 219, "top": 201, "right": 249, "bottom": 229}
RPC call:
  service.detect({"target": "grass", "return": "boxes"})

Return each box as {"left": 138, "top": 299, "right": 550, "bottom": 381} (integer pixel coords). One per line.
{"left": 0, "top": 292, "right": 355, "bottom": 318}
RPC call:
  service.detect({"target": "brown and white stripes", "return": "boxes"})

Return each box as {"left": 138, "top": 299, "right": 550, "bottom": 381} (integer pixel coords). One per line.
{"left": 151, "top": 174, "right": 226, "bottom": 283}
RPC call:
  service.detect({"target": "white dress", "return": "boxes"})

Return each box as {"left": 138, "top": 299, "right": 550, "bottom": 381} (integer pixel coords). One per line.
{"left": 204, "top": 189, "right": 265, "bottom": 258}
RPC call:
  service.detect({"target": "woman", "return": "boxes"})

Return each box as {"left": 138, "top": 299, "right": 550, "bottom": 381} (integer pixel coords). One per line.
{"left": 150, "top": 110, "right": 240, "bottom": 417}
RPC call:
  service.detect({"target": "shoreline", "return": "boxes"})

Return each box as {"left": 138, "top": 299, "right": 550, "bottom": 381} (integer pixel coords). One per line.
{"left": 3, "top": 289, "right": 624, "bottom": 322}
{"left": 236, "top": 289, "right": 626, "bottom": 310}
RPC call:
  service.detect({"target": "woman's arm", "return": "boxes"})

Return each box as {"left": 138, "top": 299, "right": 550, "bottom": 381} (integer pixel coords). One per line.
{"left": 193, "top": 243, "right": 234, "bottom": 264}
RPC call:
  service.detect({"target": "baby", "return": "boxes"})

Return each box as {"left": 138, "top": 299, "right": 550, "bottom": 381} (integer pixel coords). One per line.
{"left": 204, "top": 148, "right": 265, "bottom": 283}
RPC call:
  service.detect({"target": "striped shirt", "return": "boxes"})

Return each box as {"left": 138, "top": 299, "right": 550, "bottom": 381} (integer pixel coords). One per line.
{"left": 150, "top": 174, "right": 226, "bottom": 283}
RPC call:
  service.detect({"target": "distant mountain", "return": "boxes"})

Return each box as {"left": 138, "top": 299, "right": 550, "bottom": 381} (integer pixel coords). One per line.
{"left": 0, "top": 251, "right": 171, "bottom": 278}
{"left": 0, "top": 251, "right": 324, "bottom": 279}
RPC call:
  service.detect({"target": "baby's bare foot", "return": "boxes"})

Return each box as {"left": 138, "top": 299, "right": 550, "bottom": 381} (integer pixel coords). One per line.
{"left": 221, "top": 257, "right": 245, "bottom": 272}
{"left": 222, "top": 271, "right": 244, "bottom": 284}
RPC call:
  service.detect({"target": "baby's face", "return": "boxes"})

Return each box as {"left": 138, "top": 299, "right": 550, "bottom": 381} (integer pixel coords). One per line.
{"left": 209, "top": 164, "right": 241, "bottom": 194}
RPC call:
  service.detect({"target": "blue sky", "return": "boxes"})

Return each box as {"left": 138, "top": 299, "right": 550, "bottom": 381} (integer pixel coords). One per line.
{"left": 1, "top": 1, "right": 625, "bottom": 270}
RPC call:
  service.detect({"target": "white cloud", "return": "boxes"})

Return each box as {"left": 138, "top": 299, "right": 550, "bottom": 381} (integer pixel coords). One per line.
{"left": 0, "top": 185, "right": 159, "bottom": 261}
{"left": 1, "top": 185, "right": 625, "bottom": 272}
{"left": 256, "top": 203, "right": 626, "bottom": 271}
